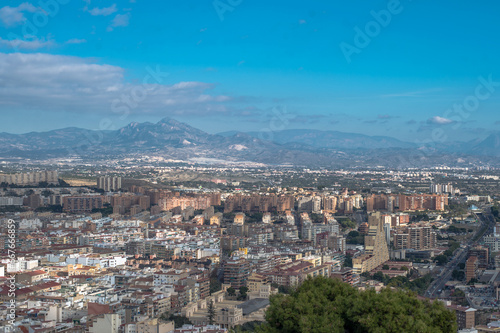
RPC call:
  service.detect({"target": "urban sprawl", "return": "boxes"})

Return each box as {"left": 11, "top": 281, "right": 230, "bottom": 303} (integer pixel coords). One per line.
{"left": 1, "top": 164, "right": 500, "bottom": 332}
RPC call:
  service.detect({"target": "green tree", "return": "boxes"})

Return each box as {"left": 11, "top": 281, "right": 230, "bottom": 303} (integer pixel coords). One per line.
{"left": 452, "top": 270, "right": 465, "bottom": 281}
{"left": 167, "top": 315, "right": 192, "bottom": 328}
{"left": 338, "top": 218, "right": 356, "bottom": 229}
{"left": 467, "top": 278, "right": 478, "bottom": 285}
{"left": 382, "top": 264, "right": 390, "bottom": 270}
{"left": 434, "top": 255, "right": 448, "bottom": 265}
{"left": 277, "top": 285, "right": 291, "bottom": 294}
{"left": 227, "top": 287, "right": 236, "bottom": 296}
{"left": 41, "top": 189, "right": 54, "bottom": 197}
{"left": 207, "top": 300, "right": 216, "bottom": 325}
{"left": 234, "top": 321, "right": 265, "bottom": 332}
{"left": 210, "top": 266, "right": 221, "bottom": 295}
{"left": 238, "top": 286, "right": 249, "bottom": 300}
{"left": 258, "top": 276, "right": 457, "bottom": 333}
{"left": 343, "top": 254, "right": 353, "bottom": 268}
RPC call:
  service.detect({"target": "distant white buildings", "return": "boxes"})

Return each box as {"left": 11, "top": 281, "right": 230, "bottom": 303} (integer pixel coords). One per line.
{"left": 97, "top": 176, "right": 122, "bottom": 192}
{"left": 0, "top": 197, "right": 23, "bottom": 206}
{"left": 1, "top": 258, "right": 39, "bottom": 273}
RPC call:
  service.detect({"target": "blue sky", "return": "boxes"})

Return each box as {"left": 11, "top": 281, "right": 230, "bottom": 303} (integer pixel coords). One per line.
{"left": 0, "top": 0, "right": 499, "bottom": 142}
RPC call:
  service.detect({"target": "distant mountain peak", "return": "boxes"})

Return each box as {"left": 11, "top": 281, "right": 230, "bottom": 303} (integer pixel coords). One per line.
{"left": 157, "top": 117, "right": 180, "bottom": 125}
{"left": 0, "top": 119, "right": 498, "bottom": 166}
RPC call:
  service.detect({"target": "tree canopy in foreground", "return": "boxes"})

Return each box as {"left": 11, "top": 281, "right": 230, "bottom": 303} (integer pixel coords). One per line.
{"left": 259, "top": 276, "right": 457, "bottom": 333}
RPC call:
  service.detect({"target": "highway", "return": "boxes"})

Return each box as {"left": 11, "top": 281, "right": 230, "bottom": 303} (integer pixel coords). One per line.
{"left": 426, "top": 245, "right": 469, "bottom": 298}
{"left": 425, "top": 207, "right": 495, "bottom": 298}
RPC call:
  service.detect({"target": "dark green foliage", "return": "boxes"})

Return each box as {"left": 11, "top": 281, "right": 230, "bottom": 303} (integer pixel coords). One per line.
{"left": 373, "top": 271, "right": 385, "bottom": 282}
{"left": 492, "top": 206, "right": 500, "bottom": 222}
{"left": 246, "top": 212, "right": 263, "bottom": 223}
{"left": 386, "top": 274, "right": 433, "bottom": 295}
{"left": 410, "top": 213, "right": 430, "bottom": 222}
{"left": 444, "top": 202, "right": 469, "bottom": 219}
{"left": 346, "top": 231, "right": 364, "bottom": 245}
{"left": 236, "top": 321, "right": 265, "bottom": 332}
{"left": 227, "top": 287, "right": 236, "bottom": 296}
{"left": 0, "top": 206, "right": 27, "bottom": 213}
{"left": 444, "top": 242, "right": 460, "bottom": 257}
{"left": 467, "top": 278, "right": 478, "bottom": 285}
{"left": 213, "top": 205, "right": 224, "bottom": 213}
{"left": 35, "top": 205, "right": 63, "bottom": 213}
{"left": 452, "top": 289, "right": 468, "bottom": 306}
{"left": 91, "top": 203, "right": 113, "bottom": 217}
{"left": 447, "top": 225, "right": 469, "bottom": 234}
{"left": 338, "top": 218, "right": 356, "bottom": 229}
{"left": 435, "top": 241, "right": 460, "bottom": 265}
{"left": 344, "top": 254, "right": 353, "bottom": 268}
{"left": 238, "top": 286, "right": 248, "bottom": 300}
{"left": 277, "top": 285, "right": 292, "bottom": 294}
{"left": 210, "top": 277, "right": 221, "bottom": 295}
{"left": 492, "top": 206, "right": 499, "bottom": 218}
{"left": 434, "top": 255, "right": 448, "bottom": 265}
{"left": 259, "top": 276, "right": 457, "bottom": 333}
{"left": 166, "top": 314, "right": 192, "bottom": 328}
{"left": 41, "top": 189, "right": 54, "bottom": 197}
{"left": 207, "top": 300, "right": 216, "bottom": 325}
{"left": 452, "top": 270, "right": 465, "bottom": 281}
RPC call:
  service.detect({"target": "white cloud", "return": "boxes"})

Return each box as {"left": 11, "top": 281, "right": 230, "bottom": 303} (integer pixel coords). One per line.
{"left": 87, "top": 4, "right": 117, "bottom": 16}
{"left": 428, "top": 116, "right": 454, "bottom": 125}
{"left": 66, "top": 38, "right": 87, "bottom": 44}
{"left": 107, "top": 13, "right": 130, "bottom": 31}
{"left": 0, "top": 37, "right": 54, "bottom": 50}
{"left": 0, "top": 3, "right": 37, "bottom": 27}
{"left": 0, "top": 52, "right": 232, "bottom": 116}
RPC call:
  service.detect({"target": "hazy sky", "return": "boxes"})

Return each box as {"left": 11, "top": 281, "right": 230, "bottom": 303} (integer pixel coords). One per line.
{"left": 0, "top": 0, "right": 499, "bottom": 142}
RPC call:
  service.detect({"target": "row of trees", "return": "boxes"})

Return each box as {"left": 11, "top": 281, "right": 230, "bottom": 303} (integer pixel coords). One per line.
{"left": 1, "top": 179, "right": 70, "bottom": 188}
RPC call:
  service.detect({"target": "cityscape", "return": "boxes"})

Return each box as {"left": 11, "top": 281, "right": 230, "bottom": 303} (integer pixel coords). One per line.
{"left": 1, "top": 1, "right": 500, "bottom": 333}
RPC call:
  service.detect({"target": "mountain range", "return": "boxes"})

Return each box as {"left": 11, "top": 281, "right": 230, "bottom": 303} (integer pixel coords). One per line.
{"left": 0, "top": 117, "right": 498, "bottom": 167}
